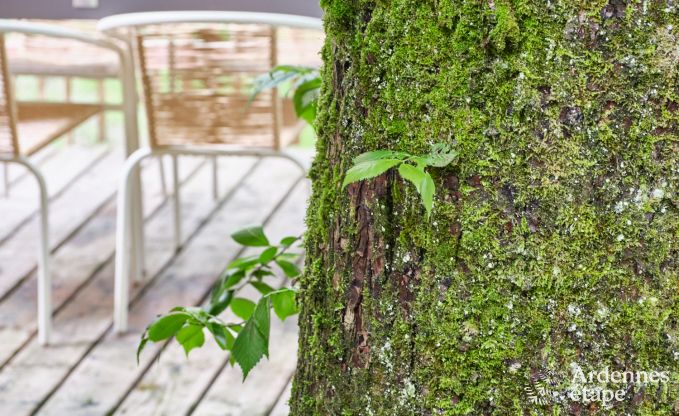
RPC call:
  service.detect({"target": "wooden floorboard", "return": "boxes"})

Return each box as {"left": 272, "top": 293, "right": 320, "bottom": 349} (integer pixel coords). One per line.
{"left": 191, "top": 318, "right": 299, "bottom": 416}
{"left": 0, "top": 154, "right": 205, "bottom": 370}
{"left": 0, "top": 149, "right": 123, "bottom": 301}
{"left": 0, "top": 144, "right": 109, "bottom": 243}
{"left": 116, "top": 184, "right": 307, "bottom": 416}
{"left": 268, "top": 379, "right": 294, "bottom": 416}
{"left": 0, "top": 156, "right": 257, "bottom": 415}
{"left": 35, "top": 158, "right": 302, "bottom": 415}
{"left": 0, "top": 142, "right": 310, "bottom": 416}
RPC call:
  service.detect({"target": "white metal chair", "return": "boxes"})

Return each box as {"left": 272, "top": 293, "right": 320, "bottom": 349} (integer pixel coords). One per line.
{"left": 0, "top": 20, "right": 139, "bottom": 345}
{"left": 98, "top": 11, "right": 322, "bottom": 333}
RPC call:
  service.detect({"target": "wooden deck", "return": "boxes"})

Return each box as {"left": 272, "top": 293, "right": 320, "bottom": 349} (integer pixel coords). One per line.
{"left": 0, "top": 137, "right": 310, "bottom": 415}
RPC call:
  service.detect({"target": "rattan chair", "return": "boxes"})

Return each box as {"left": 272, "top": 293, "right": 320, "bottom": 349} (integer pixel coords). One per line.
{"left": 98, "top": 11, "right": 322, "bottom": 333}
{"left": 0, "top": 20, "right": 139, "bottom": 345}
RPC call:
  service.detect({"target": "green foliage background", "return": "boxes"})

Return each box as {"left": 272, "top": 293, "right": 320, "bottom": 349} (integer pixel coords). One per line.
{"left": 292, "top": 0, "right": 679, "bottom": 414}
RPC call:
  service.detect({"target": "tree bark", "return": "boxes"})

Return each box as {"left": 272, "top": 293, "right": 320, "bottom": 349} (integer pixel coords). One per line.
{"left": 292, "top": 0, "right": 678, "bottom": 414}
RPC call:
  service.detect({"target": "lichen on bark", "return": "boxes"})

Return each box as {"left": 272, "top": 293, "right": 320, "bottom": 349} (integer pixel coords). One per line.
{"left": 291, "top": 0, "right": 679, "bottom": 414}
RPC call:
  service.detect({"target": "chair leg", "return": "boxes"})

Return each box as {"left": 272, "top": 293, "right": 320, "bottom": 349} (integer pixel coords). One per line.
{"left": 171, "top": 154, "right": 182, "bottom": 252}
{"left": 158, "top": 155, "right": 168, "bottom": 198}
{"left": 130, "top": 166, "right": 145, "bottom": 283}
{"left": 211, "top": 155, "right": 219, "bottom": 200}
{"left": 2, "top": 162, "right": 9, "bottom": 198}
{"left": 114, "top": 148, "right": 151, "bottom": 334}
{"left": 14, "top": 157, "right": 51, "bottom": 345}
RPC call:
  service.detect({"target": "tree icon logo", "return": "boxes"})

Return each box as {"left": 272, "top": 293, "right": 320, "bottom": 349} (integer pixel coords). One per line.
{"left": 524, "top": 370, "right": 558, "bottom": 405}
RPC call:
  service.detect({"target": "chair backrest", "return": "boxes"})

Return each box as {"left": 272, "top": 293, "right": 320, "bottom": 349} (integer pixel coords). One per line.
{"left": 0, "top": 33, "right": 18, "bottom": 158}
{"left": 135, "top": 22, "right": 281, "bottom": 149}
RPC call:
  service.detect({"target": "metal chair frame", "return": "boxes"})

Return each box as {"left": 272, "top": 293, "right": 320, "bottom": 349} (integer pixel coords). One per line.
{"left": 98, "top": 11, "right": 321, "bottom": 333}
{"left": 0, "top": 19, "right": 140, "bottom": 345}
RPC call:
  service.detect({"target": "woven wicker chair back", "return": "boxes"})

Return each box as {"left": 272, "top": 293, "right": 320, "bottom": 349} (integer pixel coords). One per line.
{"left": 0, "top": 34, "right": 18, "bottom": 157}
{"left": 135, "top": 23, "right": 282, "bottom": 150}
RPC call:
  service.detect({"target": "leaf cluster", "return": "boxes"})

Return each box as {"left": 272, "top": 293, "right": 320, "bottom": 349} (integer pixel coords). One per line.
{"left": 342, "top": 144, "right": 458, "bottom": 218}
{"left": 251, "top": 65, "right": 321, "bottom": 125}
{"left": 138, "top": 226, "right": 302, "bottom": 379}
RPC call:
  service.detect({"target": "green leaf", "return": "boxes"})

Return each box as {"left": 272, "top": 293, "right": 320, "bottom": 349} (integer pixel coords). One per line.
{"left": 231, "top": 226, "right": 270, "bottom": 247}
{"left": 342, "top": 159, "right": 401, "bottom": 188}
{"left": 231, "top": 298, "right": 270, "bottom": 379}
{"left": 292, "top": 77, "right": 321, "bottom": 124}
{"left": 207, "top": 322, "right": 234, "bottom": 350}
{"left": 137, "top": 334, "right": 149, "bottom": 364}
{"left": 225, "top": 255, "right": 260, "bottom": 271}
{"left": 423, "top": 143, "right": 458, "bottom": 167}
{"left": 147, "top": 312, "right": 189, "bottom": 342}
{"left": 231, "top": 298, "right": 256, "bottom": 320}
{"left": 279, "top": 236, "right": 298, "bottom": 247}
{"left": 251, "top": 281, "right": 275, "bottom": 295}
{"left": 208, "top": 289, "right": 234, "bottom": 316}
{"left": 221, "top": 270, "right": 246, "bottom": 291}
{"left": 258, "top": 247, "right": 278, "bottom": 264}
{"left": 250, "top": 65, "right": 317, "bottom": 103}
{"left": 353, "top": 150, "right": 408, "bottom": 164}
{"left": 276, "top": 259, "right": 301, "bottom": 278}
{"left": 252, "top": 269, "right": 274, "bottom": 279}
{"left": 253, "top": 298, "right": 271, "bottom": 342}
{"left": 398, "top": 164, "right": 436, "bottom": 218}
{"left": 175, "top": 324, "right": 205, "bottom": 357}
{"left": 269, "top": 289, "right": 298, "bottom": 321}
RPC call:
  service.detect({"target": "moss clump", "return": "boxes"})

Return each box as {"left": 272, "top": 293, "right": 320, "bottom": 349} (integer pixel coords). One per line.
{"left": 292, "top": 0, "right": 679, "bottom": 414}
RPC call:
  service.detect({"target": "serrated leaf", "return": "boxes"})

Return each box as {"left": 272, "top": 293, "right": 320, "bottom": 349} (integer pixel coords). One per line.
{"left": 398, "top": 163, "right": 435, "bottom": 218}
{"left": 353, "top": 150, "right": 409, "bottom": 164}
{"left": 258, "top": 247, "right": 278, "bottom": 264}
{"left": 231, "top": 298, "right": 270, "bottom": 379}
{"left": 251, "top": 281, "right": 275, "bottom": 295}
{"left": 231, "top": 226, "right": 270, "bottom": 247}
{"left": 253, "top": 298, "right": 271, "bottom": 342}
{"left": 147, "top": 312, "right": 189, "bottom": 342}
{"left": 279, "top": 236, "right": 298, "bottom": 247}
{"left": 270, "top": 289, "right": 298, "bottom": 321}
{"left": 231, "top": 298, "right": 256, "bottom": 320}
{"left": 342, "top": 159, "right": 401, "bottom": 188}
{"left": 175, "top": 324, "right": 205, "bottom": 357}
{"left": 276, "top": 259, "right": 301, "bottom": 278}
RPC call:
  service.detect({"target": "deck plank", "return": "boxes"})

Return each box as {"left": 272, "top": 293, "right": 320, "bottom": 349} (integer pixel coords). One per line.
{"left": 115, "top": 184, "right": 306, "bottom": 416}
{"left": 0, "top": 156, "right": 257, "bottom": 415}
{"left": 268, "top": 379, "right": 294, "bottom": 416}
{"left": 33, "top": 159, "right": 302, "bottom": 415}
{"left": 192, "top": 318, "right": 298, "bottom": 416}
{"left": 0, "top": 143, "right": 109, "bottom": 242}
{"left": 0, "top": 155, "right": 206, "bottom": 369}
{"left": 0, "top": 149, "right": 123, "bottom": 299}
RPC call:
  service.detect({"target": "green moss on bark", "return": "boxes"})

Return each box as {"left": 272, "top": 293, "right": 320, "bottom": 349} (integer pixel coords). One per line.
{"left": 292, "top": 0, "right": 679, "bottom": 414}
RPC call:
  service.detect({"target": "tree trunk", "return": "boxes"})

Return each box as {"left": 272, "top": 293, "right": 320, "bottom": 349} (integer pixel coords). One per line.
{"left": 291, "top": 0, "right": 678, "bottom": 414}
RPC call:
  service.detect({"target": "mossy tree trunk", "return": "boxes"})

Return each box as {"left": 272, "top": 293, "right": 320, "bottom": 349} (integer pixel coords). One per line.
{"left": 292, "top": 0, "right": 678, "bottom": 414}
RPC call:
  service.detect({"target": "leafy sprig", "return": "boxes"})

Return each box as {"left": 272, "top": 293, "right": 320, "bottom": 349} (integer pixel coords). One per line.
{"left": 138, "top": 226, "right": 302, "bottom": 379}
{"left": 251, "top": 65, "right": 321, "bottom": 125}
{"left": 342, "top": 143, "right": 458, "bottom": 218}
